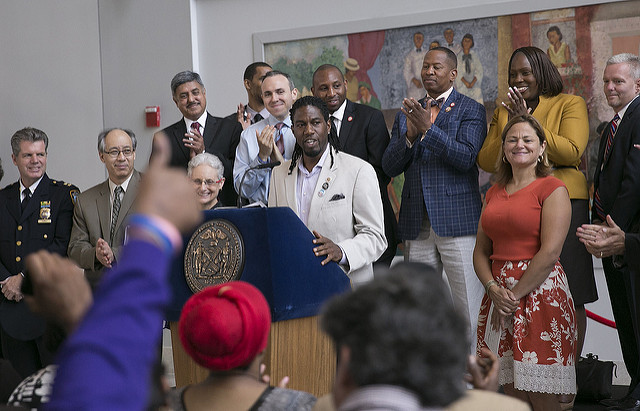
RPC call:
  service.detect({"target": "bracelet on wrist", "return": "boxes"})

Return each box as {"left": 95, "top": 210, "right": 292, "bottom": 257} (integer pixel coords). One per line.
{"left": 484, "top": 279, "right": 498, "bottom": 293}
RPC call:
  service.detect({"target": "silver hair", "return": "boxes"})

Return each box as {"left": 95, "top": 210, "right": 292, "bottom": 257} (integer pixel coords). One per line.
{"left": 97, "top": 128, "right": 137, "bottom": 152}
{"left": 171, "top": 71, "right": 205, "bottom": 96}
{"left": 606, "top": 53, "right": 640, "bottom": 79}
{"left": 11, "top": 127, "right": 49, "bottom": 156}
{"left": 187, "top": 152, "right": 224, "bottom": 179}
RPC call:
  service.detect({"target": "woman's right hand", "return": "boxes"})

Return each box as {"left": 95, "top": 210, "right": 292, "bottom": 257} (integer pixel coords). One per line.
{"left": 488, "top": 285, "right": 519, "bottom": 315}
{"left": 503, "top": 87, "right": 532, "bottom": 119}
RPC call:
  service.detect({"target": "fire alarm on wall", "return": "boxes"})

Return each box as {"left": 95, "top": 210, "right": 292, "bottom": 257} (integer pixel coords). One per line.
{"left": 145, "top": 106, "right": 160, "bottom": 127}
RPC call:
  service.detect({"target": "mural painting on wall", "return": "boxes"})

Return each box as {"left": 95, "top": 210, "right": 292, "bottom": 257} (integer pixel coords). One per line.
{"left": 263, "top": 0, "right": 640, "bottom": 209}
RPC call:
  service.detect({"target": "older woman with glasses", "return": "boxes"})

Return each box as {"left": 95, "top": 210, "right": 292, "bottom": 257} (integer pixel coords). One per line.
{"left": 187, "top": 153, "right": 225, "bottom": 210}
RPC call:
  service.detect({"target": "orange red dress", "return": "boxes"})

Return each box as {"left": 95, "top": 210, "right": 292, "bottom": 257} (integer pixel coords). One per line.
{"left": 476, "top": 176, "right": 577, "bottom": 394}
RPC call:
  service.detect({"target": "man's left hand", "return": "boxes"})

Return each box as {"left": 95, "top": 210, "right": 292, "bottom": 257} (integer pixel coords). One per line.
{"left": 0, "top": 275, "right": 23, "bottom": 302}
{"left": 577, "top": 215, "right": 625, "bottom": 258}
{"left": 236, "top": 103, "right": 251, "bottom": 130}
{"left": 183, "top": 127, "right": 205, "bottom": 158}
{"left": 312, "top": 230, "right": 343, "bottom": 265}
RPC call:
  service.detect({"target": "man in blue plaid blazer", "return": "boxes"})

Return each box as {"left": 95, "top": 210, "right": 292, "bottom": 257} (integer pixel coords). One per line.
{"left": 382, "top": 47, "right": 487, "bottom": 353}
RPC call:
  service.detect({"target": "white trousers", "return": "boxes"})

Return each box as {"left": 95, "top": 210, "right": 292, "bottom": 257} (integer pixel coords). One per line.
{"left": 404, "top": 216, "right": 484, "bottom": 355}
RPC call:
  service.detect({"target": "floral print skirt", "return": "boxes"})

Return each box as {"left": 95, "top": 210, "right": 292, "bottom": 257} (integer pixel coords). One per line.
{"left": 476, "top": 259, "right": 577, "bottom": 394}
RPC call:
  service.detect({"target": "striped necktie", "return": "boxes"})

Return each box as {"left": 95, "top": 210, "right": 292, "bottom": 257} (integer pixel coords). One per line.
{"left": 593, "top": 113, "right": 621, "bottom": 221}
{"left": 110, "top": 186, "right": 123, "bottom": 244}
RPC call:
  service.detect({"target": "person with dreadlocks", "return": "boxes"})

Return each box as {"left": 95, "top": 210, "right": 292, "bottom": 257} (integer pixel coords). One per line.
{"left": 268, "top": 96, "right": 386, "bottom": 286}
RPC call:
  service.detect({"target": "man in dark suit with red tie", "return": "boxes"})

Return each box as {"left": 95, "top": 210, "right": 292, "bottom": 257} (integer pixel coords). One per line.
{"left": 588, "top": 53, "right": 640, "bottom": 411}
{"left": 153, "top": 70, "right": 242, "bottom": 206}
{"left": 312, "top": 64, "right": 396, "bottom": 266}
{"left": 0, "top": 127, "right": 78, "bottom": 378}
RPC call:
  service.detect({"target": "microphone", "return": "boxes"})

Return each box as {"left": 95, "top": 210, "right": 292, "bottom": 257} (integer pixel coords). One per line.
{"left": 236, "top": 161, "right": 281, "bottom": 207}
{"left": 253, "top": 161, "right": 281, "bottom": 170}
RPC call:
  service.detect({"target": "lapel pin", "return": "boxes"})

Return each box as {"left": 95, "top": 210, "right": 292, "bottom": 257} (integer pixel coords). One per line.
{"left": 347, "top": 116, "right": 353, "bottom": 122}
{"left": 445, "top": 107, "right": 452, "bottom": 112}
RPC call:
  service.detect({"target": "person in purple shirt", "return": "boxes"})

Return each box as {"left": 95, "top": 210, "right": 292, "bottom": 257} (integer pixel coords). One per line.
{"left": 24, "top": 134, "right": 202, "bottom": 411}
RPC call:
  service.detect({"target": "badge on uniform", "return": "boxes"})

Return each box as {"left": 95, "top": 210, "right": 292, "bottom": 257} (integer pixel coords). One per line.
{"left": 38, "top": 201, "right": 52, "bottom": 224}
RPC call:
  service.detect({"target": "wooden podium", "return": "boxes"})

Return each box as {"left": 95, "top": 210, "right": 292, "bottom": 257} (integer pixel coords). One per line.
{"left": 170, "top": 315, "right": 335, "bottom": 397}
{"left": 166, "top": 208, "right": 347, "bottom": 397}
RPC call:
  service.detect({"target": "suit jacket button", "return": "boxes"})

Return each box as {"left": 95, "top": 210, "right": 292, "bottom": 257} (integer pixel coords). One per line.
{"left": 16, "top": 256, "right": 21, "bottom": 262}
{"left": 17, "top": 225, "right": 22, "bottom": 231}
{"left": 16, "top": 241, "right": 21, "bottom": 246}
{"left": 43, "top": 234, "right": 48, "bottom": 239}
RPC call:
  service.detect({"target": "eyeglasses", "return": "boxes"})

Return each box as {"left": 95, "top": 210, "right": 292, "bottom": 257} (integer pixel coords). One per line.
{"left": 104, "top": 148, "right": 134, "bottom": 158}
{"left": 192, "top": 178, "right": 223, "bottom": 186}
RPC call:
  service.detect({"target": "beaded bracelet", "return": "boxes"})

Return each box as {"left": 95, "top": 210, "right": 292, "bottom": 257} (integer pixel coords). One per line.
{"left": 484, "top": 279, "right": 498, "bottom": 293}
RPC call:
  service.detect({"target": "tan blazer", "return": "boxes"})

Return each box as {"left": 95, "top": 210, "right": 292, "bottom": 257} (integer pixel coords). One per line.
{"left": 269, "top": 148, "right": 386, "bottom": 285}
{"left": 68, "top": 170, "right": 141, "bottom": 286}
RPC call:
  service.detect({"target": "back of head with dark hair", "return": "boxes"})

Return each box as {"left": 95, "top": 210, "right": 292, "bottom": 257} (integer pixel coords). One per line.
{"left": 509, "top": 47, "right": 563, "bottom": 97}
{"left": 321, "top": 262, "right": 468, "bottom": 407}
{"left": 243, "top": 62, "right": 272, "bottom": 81}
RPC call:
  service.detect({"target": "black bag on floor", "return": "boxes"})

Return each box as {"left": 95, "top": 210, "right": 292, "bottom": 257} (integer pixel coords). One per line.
{"left": 576, "top": 353, "right": 616, "bottom": 401}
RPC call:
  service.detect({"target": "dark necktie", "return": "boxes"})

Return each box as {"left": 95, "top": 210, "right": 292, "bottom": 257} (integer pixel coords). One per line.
{"left": 21, "top": 188, "right": 32, "bottom": 213}
{"left": 593, "top": 113, "right": 621, "bottom": 221}
{"left": 275, "top": 123, "right": 286, "bottom": 155}
{"left": 110, "top": 186, "right": 123, "bottom": 244}
{"left": 330, "top": 116, "right": 338, "bottom": 137}
{"left": 252, "top": 113, "right": 263, "bottom": 124}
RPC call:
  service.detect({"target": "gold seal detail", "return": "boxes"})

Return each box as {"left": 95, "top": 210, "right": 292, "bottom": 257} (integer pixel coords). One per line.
{"left": 184, "top": 219, "right": 244, "bottom": 293}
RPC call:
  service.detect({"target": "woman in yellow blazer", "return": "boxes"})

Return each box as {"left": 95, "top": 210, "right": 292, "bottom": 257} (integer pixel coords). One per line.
{"left": 477, "top": 46, "right": 596, "bottom": 369}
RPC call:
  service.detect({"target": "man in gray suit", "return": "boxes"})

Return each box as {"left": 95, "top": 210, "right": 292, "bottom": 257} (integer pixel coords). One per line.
{"left": 68, "top": 128, "right": 141, "bottom": 288}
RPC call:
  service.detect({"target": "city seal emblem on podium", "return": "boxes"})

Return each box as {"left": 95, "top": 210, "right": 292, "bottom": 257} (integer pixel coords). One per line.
{"left": 184, "top": 219, "right": 245, "bottom": 293}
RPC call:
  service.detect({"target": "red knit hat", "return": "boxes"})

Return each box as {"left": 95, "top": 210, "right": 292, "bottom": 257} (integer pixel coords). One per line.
{"left": 178, "top": 281, "right": 271, "bottom": 371}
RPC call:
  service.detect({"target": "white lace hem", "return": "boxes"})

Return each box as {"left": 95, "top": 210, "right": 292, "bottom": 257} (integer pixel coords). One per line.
{"left": 499, "top": 354, "right": 576, "bottom": 394}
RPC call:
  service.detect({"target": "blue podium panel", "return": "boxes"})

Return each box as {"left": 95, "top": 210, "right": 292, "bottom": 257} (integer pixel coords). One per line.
{"left": 166, "top": 207, "right": 350, "bottom": 321}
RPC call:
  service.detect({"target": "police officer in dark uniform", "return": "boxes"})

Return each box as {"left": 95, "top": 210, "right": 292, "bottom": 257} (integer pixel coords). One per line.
{"left": 0, "top": 127, "right": 78, "bottom": 378}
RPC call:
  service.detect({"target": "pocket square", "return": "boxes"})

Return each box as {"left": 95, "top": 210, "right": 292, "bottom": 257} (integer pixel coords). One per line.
{"left": 329, "top": 193, "right": 345, "bottom": 201}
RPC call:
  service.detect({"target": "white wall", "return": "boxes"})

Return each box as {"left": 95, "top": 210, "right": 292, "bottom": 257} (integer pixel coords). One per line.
{"left": 0, "top": 1, "right": 104, "bottom": 190}
{"left": 97, "top": 0, "right": 193, "bottom": 172}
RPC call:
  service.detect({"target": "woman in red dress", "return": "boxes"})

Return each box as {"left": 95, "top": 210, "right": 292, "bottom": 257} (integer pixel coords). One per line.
{"left": 474, "top": 115, "right": 576, "bottom": 410}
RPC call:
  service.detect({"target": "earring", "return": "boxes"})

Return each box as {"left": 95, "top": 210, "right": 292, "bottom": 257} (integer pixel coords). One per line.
{"left": 502, "top": 155, "right": 508, "bottom": 163}
{"left": 538, "top": 155, "right": 543, "bottom": 163}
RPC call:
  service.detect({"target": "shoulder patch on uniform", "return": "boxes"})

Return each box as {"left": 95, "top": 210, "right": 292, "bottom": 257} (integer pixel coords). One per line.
{"left": 70, "top": 189, "right": 80, "bottom": 206}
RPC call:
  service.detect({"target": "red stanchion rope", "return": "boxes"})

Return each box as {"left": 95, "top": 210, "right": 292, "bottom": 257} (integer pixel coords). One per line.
{"left": 586, "top": 309, "right": 616, "bottom": 328}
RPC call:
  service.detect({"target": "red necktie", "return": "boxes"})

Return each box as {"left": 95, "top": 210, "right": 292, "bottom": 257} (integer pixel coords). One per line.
{"left": 275, "top": 123, "right": 285, "bottom": 155}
